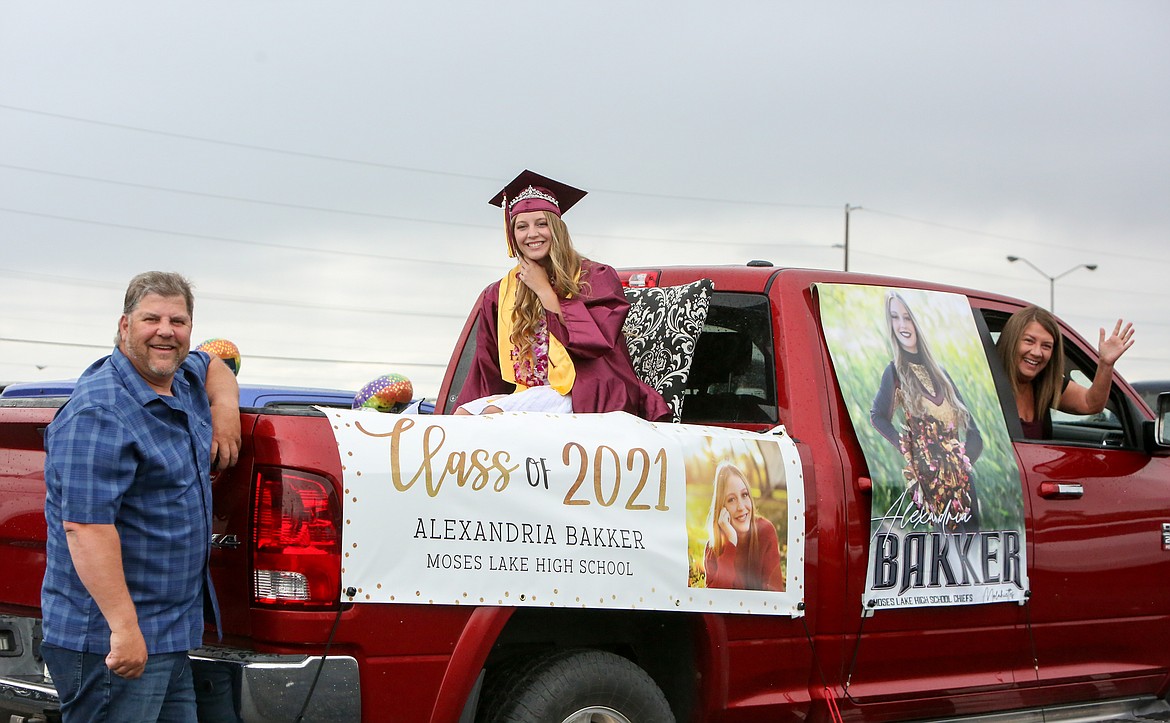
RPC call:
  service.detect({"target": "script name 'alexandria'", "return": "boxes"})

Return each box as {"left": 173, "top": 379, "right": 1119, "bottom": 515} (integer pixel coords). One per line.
{"left": 413, "top": 517, "right": 646, "bottom": 549}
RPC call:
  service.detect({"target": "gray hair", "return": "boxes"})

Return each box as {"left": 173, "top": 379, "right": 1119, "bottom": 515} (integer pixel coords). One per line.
{"left": 123, "top": 271, "right": 195, "bottom": 316}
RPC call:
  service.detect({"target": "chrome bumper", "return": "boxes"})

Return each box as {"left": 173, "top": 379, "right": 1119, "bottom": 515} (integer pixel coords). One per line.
{"left": 191, "top": 647, "right": 361, "bottom": 722}
{"left": 2, "top": 615, "right": 360, "bottom": 721}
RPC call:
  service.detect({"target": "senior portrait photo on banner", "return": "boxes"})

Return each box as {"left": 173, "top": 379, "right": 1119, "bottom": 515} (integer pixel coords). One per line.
{"left": 684, "top": 436, "right": 789, "bottom": 593}
{"left": 817, "top": 284, "right": 1027, "bottom": 610}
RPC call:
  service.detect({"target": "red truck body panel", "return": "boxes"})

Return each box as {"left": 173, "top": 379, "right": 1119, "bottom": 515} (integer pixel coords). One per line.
{"left": 3, "top": 264, "right": 1168, "bottom": 722}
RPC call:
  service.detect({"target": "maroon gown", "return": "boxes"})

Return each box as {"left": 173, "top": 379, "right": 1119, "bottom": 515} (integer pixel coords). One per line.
{"left": 455, "top": 261, "right": 670, "bottom": 422}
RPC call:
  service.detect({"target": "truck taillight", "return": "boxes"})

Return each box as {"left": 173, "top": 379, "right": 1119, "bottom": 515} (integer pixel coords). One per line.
{"left": 252, "top": 466, "right": 341, "bottom": 609}
{"left": 624, "top": 271, "right": 660, "bottom": 288}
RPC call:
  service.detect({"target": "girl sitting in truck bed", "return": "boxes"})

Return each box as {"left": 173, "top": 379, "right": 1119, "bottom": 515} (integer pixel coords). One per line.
{"left": 454, "top": 170, "right": 669, "bottom": 421}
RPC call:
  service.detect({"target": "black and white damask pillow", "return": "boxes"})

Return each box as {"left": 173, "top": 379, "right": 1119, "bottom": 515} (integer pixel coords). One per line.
{"left": 622, "top": 279, "right": 713, "bottom": 423}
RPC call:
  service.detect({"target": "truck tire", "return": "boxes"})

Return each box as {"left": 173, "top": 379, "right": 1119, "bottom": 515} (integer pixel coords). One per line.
{"left": 479, "top": 649, "right": 673, "bottom": 723}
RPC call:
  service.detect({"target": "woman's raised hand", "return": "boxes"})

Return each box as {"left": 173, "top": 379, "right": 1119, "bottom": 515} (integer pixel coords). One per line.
{"left": 1098, "top": 319, "right": 1135, "bottom": 367}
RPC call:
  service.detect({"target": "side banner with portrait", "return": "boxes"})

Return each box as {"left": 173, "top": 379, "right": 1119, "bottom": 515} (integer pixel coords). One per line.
{"left": 330, "top": 409, "right": 806, "bottom": 616}
{"left": 817, "top": 284, "right": 1028, "bottom": 609}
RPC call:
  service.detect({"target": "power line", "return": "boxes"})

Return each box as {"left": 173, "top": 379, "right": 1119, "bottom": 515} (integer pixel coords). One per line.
{"left": 0, "top": 196, "right": 829, "bottom": 251}
{"left": 3, "top": 104, "right": 1164, "bottom": 264}
{"left": 853, "top": 248, "right": 1170, "bottom": 302}
{"left": 0, "top": 207, "right": 499, "bottom": 271}
{"left": 0, "top": 268, "right": 469, "bottom": 320}
{"left": 0, "top": 103, "right": 496, "bottom": 181}
{"left": 0, "top": 336, "right": 446, "bottom": 368}
{"left": 861, "top": 208, "right": 1170, "bottom": 267}
{"left": 0, "top": 163, "right": 484, "bottom": 228}
{"left": 0, "top": 103, "right": 835, "bottom": 210}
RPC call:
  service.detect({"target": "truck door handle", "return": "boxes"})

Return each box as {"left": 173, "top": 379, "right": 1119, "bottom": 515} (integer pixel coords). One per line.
{"left": 1039, "top": 482, "right": 1084, "bottom": 499}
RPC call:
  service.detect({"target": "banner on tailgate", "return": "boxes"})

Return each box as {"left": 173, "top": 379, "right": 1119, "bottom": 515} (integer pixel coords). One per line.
{"left": 327, "top": 409, "right": 805, "bottom": 616}
{"left": 817, "top": 283, "right": 1028, "bottom": 610}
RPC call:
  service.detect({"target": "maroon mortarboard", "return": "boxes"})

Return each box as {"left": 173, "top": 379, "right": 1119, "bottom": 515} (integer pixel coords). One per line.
{"left": 489, "top": 170, "right": 588, "bottom": 257}
{"left": 489, "top": 170, "right": 587, "bottom": 220}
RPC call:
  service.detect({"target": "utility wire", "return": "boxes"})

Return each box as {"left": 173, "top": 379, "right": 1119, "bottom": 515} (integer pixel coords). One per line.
{"left": 0, "top": 207, "right": 500, "bottom": 271}
{"left": 860, "top": 208, "right": 1169, "bottom": 267}
{"left": 4, "top": 104, "right": 1167, "bottom": 262}
{"left": 0, "top": 336, "right": 445, "bottom": 368}
{"left": 0, "top": 103, "right": 493, "bottom": 181}
{"left": 3, "top": 105, "right": 1166, "bottom": 268}
{"left": 0, "top": 197, "right": 829, "bottom": 251}
{"left": 0, "top": 103, "right": 834, "bottom": 209}
{"left": 0, "top": 268, "right": 469, "bottom": 320}
{"left": 0, "top": 163, "right": 483, "bottom": 227}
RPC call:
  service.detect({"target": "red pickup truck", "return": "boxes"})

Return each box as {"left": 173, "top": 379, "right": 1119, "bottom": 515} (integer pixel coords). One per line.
{"left": 2, "top": 264, "right": 1169, "bottom": 723}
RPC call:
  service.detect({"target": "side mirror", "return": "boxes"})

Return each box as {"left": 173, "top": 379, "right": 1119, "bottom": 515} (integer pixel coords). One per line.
{"left": 1157, "top": 393, "right": 1170, "bottom": 447}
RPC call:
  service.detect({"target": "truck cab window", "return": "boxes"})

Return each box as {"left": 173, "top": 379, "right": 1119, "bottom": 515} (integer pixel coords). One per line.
{"left": 980, "top": 308, "right": 1134, "bottom": 448}
{"left": 680, "top": 292, "right": 777, "bottom": 425}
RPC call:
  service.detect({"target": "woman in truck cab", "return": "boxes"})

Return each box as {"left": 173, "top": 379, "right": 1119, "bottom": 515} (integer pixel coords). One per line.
{"left": 996, "top": 305, "right": 1134, "bottom": 440}
{"left": 702, "top": 462, "right": 784, "bottom": 592}
{"left": 454, "top": 170, "right": 669, "bottom": 421}
{"left": 870, "top": 291, "right": 983, "bottom": 531}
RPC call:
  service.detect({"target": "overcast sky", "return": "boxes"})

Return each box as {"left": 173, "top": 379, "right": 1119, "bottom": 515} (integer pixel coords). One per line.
{"left": 2, "top": 1, "right": 1168, "bottom": 397}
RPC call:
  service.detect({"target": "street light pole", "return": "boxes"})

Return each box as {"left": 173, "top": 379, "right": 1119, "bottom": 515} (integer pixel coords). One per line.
{"left": 1005, "top": 256, "right": 1098, "bottom": 313}
{"left": 844, "top": 204, "right": 862, "bottom": 272}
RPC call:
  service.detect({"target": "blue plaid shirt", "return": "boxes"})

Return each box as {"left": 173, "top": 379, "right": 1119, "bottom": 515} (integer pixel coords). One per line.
{"left": 42, "top": 348, "right": 215, "bottom": 655}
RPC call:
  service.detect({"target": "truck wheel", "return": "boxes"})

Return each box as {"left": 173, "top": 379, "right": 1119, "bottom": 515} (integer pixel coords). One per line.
{"left": 479, "top": 649, "right": 673, "bottom": 723}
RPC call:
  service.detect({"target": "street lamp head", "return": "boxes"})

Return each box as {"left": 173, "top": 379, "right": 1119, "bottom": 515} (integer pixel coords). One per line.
{"left": 1006, "top": 255, "right": 1020, "bottom": 262}
{"left": 1086, "top": 264, "right": 1098, "bottom": 271}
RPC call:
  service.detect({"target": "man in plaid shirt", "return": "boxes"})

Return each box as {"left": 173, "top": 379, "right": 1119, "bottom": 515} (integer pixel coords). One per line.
{"left": 41, "top": 271, "right": 240, "bottom": 722}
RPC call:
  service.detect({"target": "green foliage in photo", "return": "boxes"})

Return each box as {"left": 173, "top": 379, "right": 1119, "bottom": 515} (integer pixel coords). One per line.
{"left": 818, "top": 284, "right": 1023, "bottom": 531}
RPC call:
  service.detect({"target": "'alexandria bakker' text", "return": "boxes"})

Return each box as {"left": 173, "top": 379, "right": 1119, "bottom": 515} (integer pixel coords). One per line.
{"left": 414, "top": 517, "right": 643, "bottom": 577}
{"left": 413, "top": 517, "right": 646, "bottom": 549}
{"left": 871, "top": 530, "right": 1025, "bottom": 596}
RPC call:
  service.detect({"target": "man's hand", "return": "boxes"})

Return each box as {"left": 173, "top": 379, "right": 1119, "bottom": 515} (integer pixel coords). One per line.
{"left": 63, "top": 522, "right": 147, "bottom": 678}
{"left": 210, "top": 401, "right": 241, "bottom": 470}
{"left": 106, "top": 626, "right": 148, "bottom": 679}
{"left": 205, "top": 357, "right": 241, "bottom": 470}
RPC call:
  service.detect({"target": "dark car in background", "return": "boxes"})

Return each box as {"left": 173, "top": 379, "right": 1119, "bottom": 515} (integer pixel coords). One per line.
{"left": 1131, "top": 379, "right": 1170, "bottom": 412}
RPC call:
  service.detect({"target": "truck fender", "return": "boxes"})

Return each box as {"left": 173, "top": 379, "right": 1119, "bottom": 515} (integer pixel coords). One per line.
{"left": 429, "top": 606, "right": 516, "bottom": 723}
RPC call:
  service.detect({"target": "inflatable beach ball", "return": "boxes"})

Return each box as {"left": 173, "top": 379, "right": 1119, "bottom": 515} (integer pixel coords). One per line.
{"left": 353, "top": 373, "right": 414, "bottom": 412}
{"left": 196, "top": 338, "right": 241, "bottom": 376}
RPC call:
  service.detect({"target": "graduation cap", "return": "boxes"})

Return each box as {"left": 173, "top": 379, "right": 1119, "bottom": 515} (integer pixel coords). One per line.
{"left": 490, "top": 170, "right": 587, "bottom": 219}
{"left": 489, "top": 170, "right": 588, "bottom": 257}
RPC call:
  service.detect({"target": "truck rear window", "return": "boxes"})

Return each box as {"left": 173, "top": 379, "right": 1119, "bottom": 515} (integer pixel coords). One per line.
{"left": 680, "top": 292, "right": 776, "bottom": 425}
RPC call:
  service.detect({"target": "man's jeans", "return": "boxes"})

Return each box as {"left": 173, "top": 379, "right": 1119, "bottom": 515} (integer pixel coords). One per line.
{"left": 41, "top": 642, "right": 197, "bottom": 723}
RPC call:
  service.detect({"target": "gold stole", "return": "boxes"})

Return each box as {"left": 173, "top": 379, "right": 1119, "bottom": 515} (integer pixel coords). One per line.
{"left": 496, "top": 266, "right": 576, "bottom": 394}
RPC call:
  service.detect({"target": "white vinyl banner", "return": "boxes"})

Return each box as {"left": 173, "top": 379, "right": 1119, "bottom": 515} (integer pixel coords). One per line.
{"left": 327, "top": 409, "right": 805, "bottom": 616}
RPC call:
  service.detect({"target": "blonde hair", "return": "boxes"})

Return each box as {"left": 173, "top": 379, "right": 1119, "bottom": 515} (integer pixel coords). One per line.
{"left": 510, "top": 211, "right": 584, "bottom": 360}
{"left": 885, "top": 291, "right": 971, "bottom": 435}
{"left": 997, "top": 305, "right": 1064, "bottom": 422}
